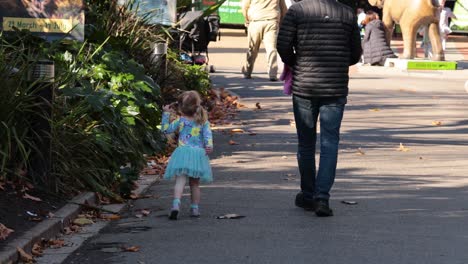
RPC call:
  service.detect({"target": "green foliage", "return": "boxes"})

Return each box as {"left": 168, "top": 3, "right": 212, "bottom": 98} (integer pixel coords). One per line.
{"left": 0, "top": 0, "right": 166, "bottom": 198}
{"left": 182, "top": 64, "right": 211, "bottom": 96}
{"left": 50, "top": 41, "right": 163, "bottom": 198}
{"left": 0, "top": 0, "right": 221, "bottom": 198}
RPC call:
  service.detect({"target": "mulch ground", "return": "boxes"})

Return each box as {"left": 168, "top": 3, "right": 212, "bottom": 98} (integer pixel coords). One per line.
{"left": 0, "top": 183, "right": 67, "bottom": 250}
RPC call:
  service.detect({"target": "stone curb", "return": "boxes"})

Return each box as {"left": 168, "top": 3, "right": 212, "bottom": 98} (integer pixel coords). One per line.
{"left": 0, "top": 192, "right": 96, "bottom": 264}
{"left": 0, "top": 175, "right": 160, "bottom": 264}
{"left": 35, "top": 174, "right": 160, "bottom": 264}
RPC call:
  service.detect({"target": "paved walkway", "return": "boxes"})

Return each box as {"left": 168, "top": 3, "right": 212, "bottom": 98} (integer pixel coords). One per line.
{"left": 62, "top": 30, "right": 468, "bottom": 264}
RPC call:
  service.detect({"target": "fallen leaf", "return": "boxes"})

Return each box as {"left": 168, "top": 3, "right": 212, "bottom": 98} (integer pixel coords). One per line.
{"left": 283, "top": 173, "right": 296, "bottom": 180}
{"left": 32, "top": 243, "right": 43, "bottom": 256}
{"left": 129, "top": 193, "right": 139, "bottom": 200}
{"left": 397, "top": 143, "right": 410, "bottom": 152}
{"left": 141, "top": 210, "right": 150, "bottom": 216}
{"left": 70, "top": 225, "right": 82, "bottom": 232}
{"left": 432, "top": 121, "right": 442, "bottom": 126}
{"left": 73, "top": 218, "right": 94, "bottom": 226}
{"left": 255, "top": 102, "right": 262, "bottom": 109}
{"left": 23, "top": 193, "right": 42, "bottom": 202}
{"left": 123, "top": 246, "right": 140, "bottom": 252}
{"left": 48, "top": 239, "right": 65, "bottom": 249}
{"left": 247, "top": 131, "right": 257, "bottom": 136}
{"left": 281, "top": 156, "right": 288, "bottom": 159}
{"left": 0, "top": 224, "right": 14, "bottom": 240}
{"left": 228, "top": 140, "right": 239, "bottom": 145}
{"left": 216, "top": 214, "right": 246, "bottom": 219}
{"left": 63, "top": 227, "right": 73, "bottom": 235}
{"left": 356, "top": 148, "right": 366, "bottom": 155}
{"left": 369, "top": 108, "right": 380, "bottom": 112}
{"left": 26, "top": 211, "right": 38, "bottom": 217}
{"left": 230, "top": 128, "right": 244, "bottom": 134}
{"left": 100, "top": 214, "right": 121, "bottom": 220}
{"left": 290, "top": 120, "right": 296, "bottom": 127}
{"left": 28, "top": 217, "right": 43, "bottom": 222}
{"left": 17, "top": 247, "right": 33, "bottom": 263}
{"left": 341, "top": 200, "right": 358, "bottom": 205}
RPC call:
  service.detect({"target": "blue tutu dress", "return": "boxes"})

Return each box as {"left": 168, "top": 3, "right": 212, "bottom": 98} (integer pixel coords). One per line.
{"left": 161, "top": 112, "right": 213, "bottom": 182}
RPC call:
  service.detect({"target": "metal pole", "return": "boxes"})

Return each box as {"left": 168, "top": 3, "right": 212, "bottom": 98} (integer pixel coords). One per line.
{"left": 28, "top": 60, "right": 55, "bottom": 191}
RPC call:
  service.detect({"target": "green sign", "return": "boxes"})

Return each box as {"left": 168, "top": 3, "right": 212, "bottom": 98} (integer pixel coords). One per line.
{"left": 0, "top": 0, "right": 85, "bottom": 41}
{"left": 407, "top": 61, "right": 457, "bottom": 70}
{"left": 218, "top": 0, "right": 245, "bottom": 25}
{"left": 452, "top": 0, "right": 468, "bottom": 32}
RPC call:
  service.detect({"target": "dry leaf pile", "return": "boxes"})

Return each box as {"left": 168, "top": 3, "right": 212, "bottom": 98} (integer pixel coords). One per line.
{"left": 0, "top": 223, "right": 14, "bottom": 240}
{"left": 142, "top": 154, "right": 170, "bottom": 176}
{"left": 207, "top": 88, "right": 240, "bottom": 125}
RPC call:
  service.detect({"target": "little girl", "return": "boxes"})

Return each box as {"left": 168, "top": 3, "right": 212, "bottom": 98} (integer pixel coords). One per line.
{"left": 161, "top": 91, "right": 213, "bottom": 220}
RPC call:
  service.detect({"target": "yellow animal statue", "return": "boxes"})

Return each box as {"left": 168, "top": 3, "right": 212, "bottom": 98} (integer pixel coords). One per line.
{"left": 368, "top": 0, "right": 444, "bottom": 61}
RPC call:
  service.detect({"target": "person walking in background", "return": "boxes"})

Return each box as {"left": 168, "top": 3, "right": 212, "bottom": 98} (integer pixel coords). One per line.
{"left": 361, "top": 11, "right": 397, "bottom": 66}
{"left": 439, "top": 0, "right": 457, "bottom": 51}
{"left": 161, "top": 91, "right": 213, "bottom": 220}
{"left": 356, "top": 8, "right": 366, "bottom": 39}
{"left": 277, "top": 0, "right": 361, "bottom": 217}
{"left": 241, "top": 0, "right": 287, "bottom": 81}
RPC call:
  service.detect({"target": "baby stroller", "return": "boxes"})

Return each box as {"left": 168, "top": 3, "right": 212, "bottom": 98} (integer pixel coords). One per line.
{"left": 178, "top": 9, "right": 220, "bottom": 73}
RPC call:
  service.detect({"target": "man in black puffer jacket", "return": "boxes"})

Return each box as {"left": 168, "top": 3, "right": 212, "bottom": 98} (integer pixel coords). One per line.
{"left": 277, "top": 0, "right": 362, "bottom": 217}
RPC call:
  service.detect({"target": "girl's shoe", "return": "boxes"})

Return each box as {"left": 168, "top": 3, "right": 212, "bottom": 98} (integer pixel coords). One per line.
{"left": 169, "top": 210, "right": 179, "bottom": 220}
{"left": 169, "top": 201, "right": 180, "bottom": 220}
{"left": 190, "top": 208, "right": 200, "bottom": 218}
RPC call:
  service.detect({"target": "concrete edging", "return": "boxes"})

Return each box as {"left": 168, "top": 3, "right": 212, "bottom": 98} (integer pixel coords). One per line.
{"left": 0, "top": 175, "right": 160, "bottom": 264}
{"left": 0, "top": 192, "right": 96, "bottom": 264}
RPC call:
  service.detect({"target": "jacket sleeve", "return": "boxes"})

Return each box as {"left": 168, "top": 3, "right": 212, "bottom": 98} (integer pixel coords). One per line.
{"left": 161, "top": 112, "right": 180, "bottom": 134}
{"left": 277, "top": 7, "right": 297, "bottom": 67}
{"left": 202, "top": 121, "right": 213, "bottom": 149}
{"left": 349, "top": 17, "right": 363, "bottom": 66}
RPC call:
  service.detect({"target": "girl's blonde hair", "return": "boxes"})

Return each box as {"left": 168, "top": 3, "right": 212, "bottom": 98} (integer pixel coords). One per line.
{"left": 177, "top": 91, "right": 208, "bottom": 125}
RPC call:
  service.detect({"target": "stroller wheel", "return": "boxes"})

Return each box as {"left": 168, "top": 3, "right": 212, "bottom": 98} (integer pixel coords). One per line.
{"left": 209, "top": 65, "right": 216, "bottom": 73}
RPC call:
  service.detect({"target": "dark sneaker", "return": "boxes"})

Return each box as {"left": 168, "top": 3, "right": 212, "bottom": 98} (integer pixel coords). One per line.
{"left": 314, "top": 199, "right": 333, "bottom": 217}
{"left": 241, "top": 67, "right": 252, "bottom": 79}
{"left": 295, "top": 192, "right": 316, "bottom": 211}
{"left": 169, "top": 210, "right": 179, "bottom": 220}
{"left": 269, "top": 77, "right": 278, "bottom": 82}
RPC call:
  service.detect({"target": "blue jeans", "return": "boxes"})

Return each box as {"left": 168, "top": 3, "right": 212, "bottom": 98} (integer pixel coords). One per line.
{"left": 292, "top": 95, "right": 346, "bottom": 201}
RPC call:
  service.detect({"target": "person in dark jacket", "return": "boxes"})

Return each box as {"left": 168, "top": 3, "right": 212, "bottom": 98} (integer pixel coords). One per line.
{"left": 361, "top": 11, "right": 397, "bottom": 66}
{"left": 277, "top": 0, "right": 362, "bottom": 217}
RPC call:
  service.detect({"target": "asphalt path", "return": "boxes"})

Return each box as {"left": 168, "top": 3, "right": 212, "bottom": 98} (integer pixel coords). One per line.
{"left": 62, "top": 31, "right": 468, "bottom": 264}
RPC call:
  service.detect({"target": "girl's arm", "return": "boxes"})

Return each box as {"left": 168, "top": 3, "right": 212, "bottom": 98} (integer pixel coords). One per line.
{"left": 202, "top": 121, "right": 213, "bottom": 154}
{"left": 161, "top": 112, "right": 180, "bottom": 134}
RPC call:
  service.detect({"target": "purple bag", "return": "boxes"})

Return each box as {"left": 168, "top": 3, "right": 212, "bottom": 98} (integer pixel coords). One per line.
{"left": 280, "top": 65, "right": 293, "bottom": 95}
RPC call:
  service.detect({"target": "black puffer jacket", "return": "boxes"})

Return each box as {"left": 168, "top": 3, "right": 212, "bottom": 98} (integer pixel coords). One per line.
{"left": 277, "top": 0, "right": 362, "bottom": 98}
{"left": 362, "top": 20, "right": 397, "bottom": 66}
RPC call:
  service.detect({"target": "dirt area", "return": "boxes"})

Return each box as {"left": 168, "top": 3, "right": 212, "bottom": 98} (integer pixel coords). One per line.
{"left": 0, "top": 183, "right": 67, "bottom": 250}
